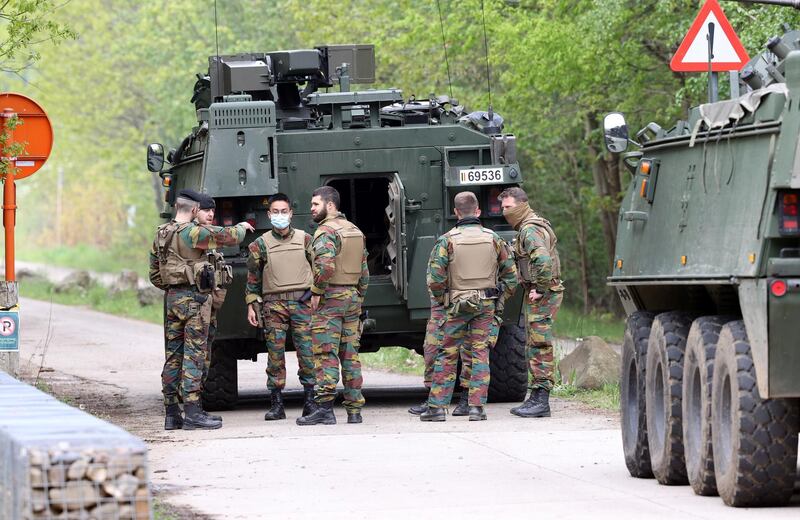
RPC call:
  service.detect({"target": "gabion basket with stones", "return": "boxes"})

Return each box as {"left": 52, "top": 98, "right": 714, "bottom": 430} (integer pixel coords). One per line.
{"left": 0, "top": 372, "right": 152, "bottom": 520}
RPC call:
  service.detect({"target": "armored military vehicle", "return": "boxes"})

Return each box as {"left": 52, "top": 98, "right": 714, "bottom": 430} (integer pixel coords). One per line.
{"left": 603, "top": 18, "right": 800, "bottom": 508}
{"left": 147, "top": 45, "right": 527, "bottom": 409}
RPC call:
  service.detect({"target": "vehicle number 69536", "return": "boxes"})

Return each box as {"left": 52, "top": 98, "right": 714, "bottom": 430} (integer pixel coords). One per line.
{"left": 458, "top": 168, "right": 503, "bottom": 184}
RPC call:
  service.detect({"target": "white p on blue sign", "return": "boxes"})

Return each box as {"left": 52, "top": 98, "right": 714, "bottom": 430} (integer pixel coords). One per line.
{"left": 0, "top": 309, "right": 19, "bottom": 352}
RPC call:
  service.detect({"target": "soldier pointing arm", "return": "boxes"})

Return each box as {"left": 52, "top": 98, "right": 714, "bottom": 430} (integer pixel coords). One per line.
{"left": 149, "top": 189, "right": 253, "bottom": 431}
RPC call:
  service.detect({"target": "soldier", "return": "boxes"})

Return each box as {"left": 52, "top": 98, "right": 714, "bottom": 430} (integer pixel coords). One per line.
{"left": 421, "top": 191, "right": 517, "bottom": 422}
{"left": 149, "top": 189, "right": 253, "bottom": 431}
{"left": 297, "top": 186, "right": 369, "bottom": 426}
{"left": 499, "top": 187, "right": 564, "bottom": 418}
{"left": 245, "top": 193, "right": 316, "bottom": 421}
{"left": 194, "top": 194, "right": 226, "bottom": 400}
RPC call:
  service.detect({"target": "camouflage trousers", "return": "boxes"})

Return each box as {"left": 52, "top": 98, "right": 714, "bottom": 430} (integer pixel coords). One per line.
{"left": 428, "top": 299, "right": 495, "bottom": 407}
{"left": 162, "top": 287, "right": 212, "bottom": 405}
{"left": 265, "top": 298, "right": 314, "bottom": 390}
{"left": 311, "top": 287, "right": 364, "bottom": 411}
{"left": 524, "top": 289, "right": 564, "bottom": 391}
{"left": 202, "top": 288, "right": 226, "bottom": 384}
{"left": 422, "top": 301, "right": 471, "bottom": 390}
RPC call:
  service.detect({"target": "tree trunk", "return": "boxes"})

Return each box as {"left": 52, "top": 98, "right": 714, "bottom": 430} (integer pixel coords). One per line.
{"left": 584, "top": 113, "right": 619, "bottom": 265}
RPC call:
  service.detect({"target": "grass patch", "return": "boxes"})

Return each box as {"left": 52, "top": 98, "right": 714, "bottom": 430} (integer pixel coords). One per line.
{"left": 360, "top": 346, "right": 424, "bottom": 376}
{"left": 20, "top": 278, "right": 162, "bottom": 324}
{"left": 552, "top": 381, "right": 620, "bottom": 411}
{"left": 18, "top": 244, "right": 148, "bottom": 277}
{"left": 554, "top": 306, "right": 624, "bottom": 343}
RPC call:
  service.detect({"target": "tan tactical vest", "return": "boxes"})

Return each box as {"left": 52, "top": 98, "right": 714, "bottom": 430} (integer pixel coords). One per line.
{"left": 261, "top": 230, "right": 313, "bottom": 294}
{"left": 316, "top": 217, "right": 365, "bottom": 285}
{"left": 516, "top": 216, "right": 562, "bottom": 284}
{"left": 156, "top": 221, "right": 205, "bottom": 286}
{"left": 447, "top": 226, "right": 498, "bottom": 292}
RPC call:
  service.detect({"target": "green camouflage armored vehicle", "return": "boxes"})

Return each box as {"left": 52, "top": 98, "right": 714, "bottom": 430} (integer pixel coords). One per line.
{"left": 603, "top": 21, "right": 800, "bottom": 508}
{"left": 147, "top": 44, "right": 527, "bottom": 409}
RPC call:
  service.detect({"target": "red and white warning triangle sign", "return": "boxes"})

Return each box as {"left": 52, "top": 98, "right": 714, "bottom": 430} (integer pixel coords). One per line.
{"left": 670, "top": 0, "right": 749, "bottom": 72}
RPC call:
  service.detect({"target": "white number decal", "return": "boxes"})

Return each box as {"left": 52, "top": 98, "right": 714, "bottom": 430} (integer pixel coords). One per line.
{"left": 458, "top": 168, "right": 503, "bottom": 184}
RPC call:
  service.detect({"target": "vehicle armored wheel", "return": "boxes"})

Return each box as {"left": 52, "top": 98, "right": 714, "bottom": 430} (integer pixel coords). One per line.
{"left": 711, "top": 321, "right": 799, "bottom": 507}
{"left": 645, "top": 312, "right": 692, "bottom": 485}
{"left": 682, "top": 316, "right": 732, "bottom": 496}
{"left": 201, "top": 340, "right": 239, "bottom": 411}
{"left": 620, "top": 311, "right": 654, "bottom": 478}
{"left": 488, "top": 320, "right": 528, "bottom": 403}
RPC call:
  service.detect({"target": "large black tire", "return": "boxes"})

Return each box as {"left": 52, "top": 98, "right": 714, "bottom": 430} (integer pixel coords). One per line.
{"left": 201, "top": 340, "right": 238, "bottom": 411}
{"left": 488, "top": 322, "right": 528, "bottom": 403}
{"left": 682, "top": 316, "right": 732, "bottom": 496}
{"left": 645, "top": 312, "right": 692, "bottom": 485}
{"left": 711, "top": 321, "right": 799, "bottom": 507}
{"left": 620, "top": 311, "right": 655, "bottom": 478}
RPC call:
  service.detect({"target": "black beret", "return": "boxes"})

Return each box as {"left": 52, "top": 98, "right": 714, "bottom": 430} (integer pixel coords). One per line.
{"left": 177, "top": 189, "right": 202, "bottom": 202}
{"left": 198, "top": 193, "right": 216, "bottom": 210}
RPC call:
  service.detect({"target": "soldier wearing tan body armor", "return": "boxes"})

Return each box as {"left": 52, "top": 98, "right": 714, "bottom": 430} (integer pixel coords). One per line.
{"left": 297, "top": 186, "right": 369, "bottom": 426}
{"left": 499, "top": 187, "right": 564, "bottom": 418}
{"left": 149, "top": 189, "right": 253, "bottom": 431}
{"left": 245, "top": 193, "right": 316, "bottom": 421}
{"left": 421, "top": 191, "right": 518, "bottom": 422}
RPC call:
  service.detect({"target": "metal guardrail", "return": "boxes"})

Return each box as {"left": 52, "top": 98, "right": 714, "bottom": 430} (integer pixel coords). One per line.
{"left": 0, "top": 371, "right": 151, "bottom": 519}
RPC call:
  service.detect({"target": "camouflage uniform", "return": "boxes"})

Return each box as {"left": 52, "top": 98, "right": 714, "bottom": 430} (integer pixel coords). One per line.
{"left": 426, "top": 218, "right": 518, "bottom": 408}
{"left": 245, "top": 228, "right": 315, "bottom": 390}
{"left": 310, "top": 213, "right": 369, "bottom": 412}
{"left": 516, "top": 214, "right": 565, "bottom": 392}
{"left": 423, "top": 298, "right": 472, "bottom": 390}
{"left": 149, "top": 221, "right": 247, "bottom": 406}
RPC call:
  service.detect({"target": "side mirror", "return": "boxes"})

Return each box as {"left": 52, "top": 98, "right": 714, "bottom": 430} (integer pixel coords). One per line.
{"left": 603, "top": 112, "right": 629, "bottom": 153}
{"left": 147, "top": 143, "right": 165, "bottom": 173}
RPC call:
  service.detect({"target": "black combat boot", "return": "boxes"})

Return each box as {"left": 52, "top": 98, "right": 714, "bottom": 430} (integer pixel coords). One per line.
{"left": 420, "top": 406, "right": 447, "bottom": 422}
{"left": 183, "top": 402, "right": 222, "bottom": 430}
{"left": 296, "top": 400, "right": 336, "bottom": 426}
{"left": 164, "top": 403, "right": 183, "bottom": 431}
{"left": 468, "top": 405, "right": 487, "bottom": 421}
{"left": 302, "top": 385, "right": 316, "bottom": 417}
{"left": 452, "top": 390, "right": 470, "bottom": 416}
{"left": 264, "top": 389, "right": 286, "bottom": 421}
{"left": 347, "top": 410, "right": 363, "bottom": 424}
{"left": 510, "top": 389, "right": 536, "bottom": 415}
{"left": 511, "top": 388, "right": 551, "bottom": 418}
{"left": 408, "top": 401, "right": 429, "bottom": 415}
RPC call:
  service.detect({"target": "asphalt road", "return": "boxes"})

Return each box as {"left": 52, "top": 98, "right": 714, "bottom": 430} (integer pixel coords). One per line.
{"left": 17, "top": 297, "right": 800, "bottom": 519}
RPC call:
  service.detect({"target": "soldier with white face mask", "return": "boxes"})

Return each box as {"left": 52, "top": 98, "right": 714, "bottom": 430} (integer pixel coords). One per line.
{"left": 245, "top": 193, "right": 316, "bottom": 421}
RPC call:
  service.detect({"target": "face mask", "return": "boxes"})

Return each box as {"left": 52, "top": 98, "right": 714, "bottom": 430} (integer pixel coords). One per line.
{"left": 270, "top": 213, "right": 291, "bottom": 230}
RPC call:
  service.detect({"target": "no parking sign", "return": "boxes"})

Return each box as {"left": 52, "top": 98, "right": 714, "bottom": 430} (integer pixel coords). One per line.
{"left": 0, "top": 307, "right": 19, "bottom": 352}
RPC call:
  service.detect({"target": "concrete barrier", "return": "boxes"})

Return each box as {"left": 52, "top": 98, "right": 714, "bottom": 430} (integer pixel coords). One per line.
{"left": 0, "top": 371, "right": 151, "bottom": 519}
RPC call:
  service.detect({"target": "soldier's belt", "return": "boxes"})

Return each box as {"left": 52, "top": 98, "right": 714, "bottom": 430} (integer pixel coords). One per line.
{"left": 168, "top": 283, "right": 199, "bottom": 291}
{"left": 450, "top": 288, "right": 497, "bottom": 301}
{"left": 262, "top": 290, "right": 308, "bottom": 302}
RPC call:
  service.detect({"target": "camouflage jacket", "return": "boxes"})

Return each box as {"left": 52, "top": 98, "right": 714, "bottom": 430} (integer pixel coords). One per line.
{"left": 518, "top": 224, "right": 565, "bottom": 292}
{"left": 245, "top": 227, "right": 313, "bottom": 305}
{"left": 149, "top": 220, "right": 247, "bottom": 289}
{"left": 427, "top": 219, "right": 518, "bottom": 307}
{"left": 310, "top": 214, "right": 369, "bottom": 298}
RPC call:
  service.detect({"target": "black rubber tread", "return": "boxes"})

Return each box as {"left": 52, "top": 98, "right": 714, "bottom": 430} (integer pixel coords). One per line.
{"left": 682, "top": 316, "right": 733, "bottom": 497}
{"left": 645, "top": 311, "right": 693, "bottom": 485}
{"left": 620, "top": 311, "right": 655, "bottom": 478}
{"left": 488, "top": 322, "right": 528, "bottom": 403}
{"left": 201, "top": 340, "right": 238, "bottom": 411}
{"left": 711, "top": 321, "right": 799, "bottom": 507}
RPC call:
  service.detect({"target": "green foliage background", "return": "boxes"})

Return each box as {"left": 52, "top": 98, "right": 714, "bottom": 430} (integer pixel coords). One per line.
{"left": 3, "top": 0, "right": 800, "bottom": 312}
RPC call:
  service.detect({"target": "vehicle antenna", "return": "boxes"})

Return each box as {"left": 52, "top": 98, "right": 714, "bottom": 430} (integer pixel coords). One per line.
{"left": 480, "top": 0, "right": 494, "bottom": 122}
{"left": 214, "top": 0, "right": 221, "bottom": 94}
{"left": 436, "top": 0, "right": 454, "bottom": 100}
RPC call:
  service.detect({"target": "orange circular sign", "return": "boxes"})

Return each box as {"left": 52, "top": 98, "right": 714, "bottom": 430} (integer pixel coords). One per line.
{"left": 0, "top": 92, "right": 53, "bottom": 180}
